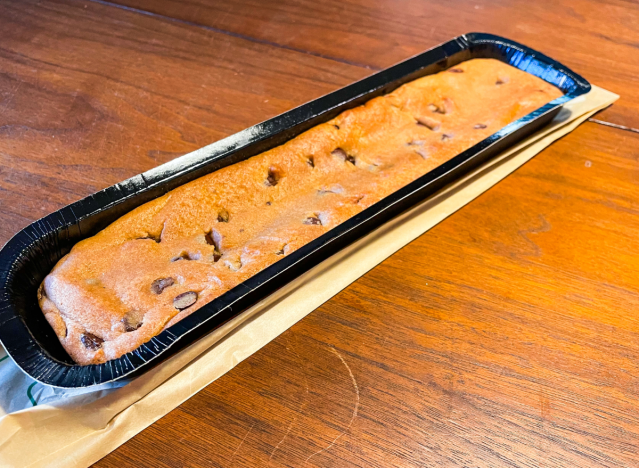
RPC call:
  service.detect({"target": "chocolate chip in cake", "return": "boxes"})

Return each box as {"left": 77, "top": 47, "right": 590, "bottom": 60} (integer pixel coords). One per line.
{"left": 217, "top": 208, "right": 230, "bottom": 223}
{"left": 265, "top": 166, "right": 282, "bottom": 186}
{"left": 442, "top": 98, "right": 454, "bottom": 115}
{"left": 210, "top": 246, "right": 222, "bottom": 262}
{"left": 414, "top": 148, "right": 429, "bottom": 159}
{"left": 205, "top": 230, "right": 223, "bottom": 261}
{"left": 304, "top": 215, "right": 322, "bottom": 225}
{"left": 173, "top": 291, "right": 198, "bottom": 310}
{"left": 496, "top": 76, "right": 510, "bottom": 85}
{"left": 37, "top": 283, "right": 47, "bottom": 301}
{"left": 474, "top": 123, "right": 488, "bottom": 129}
{"left": 317, "top": 184, "right": 344, "bottom": 195}
{"left": 171, "top": 251, "right": 200, "bottom": 262}
{"left": 137, "top": 233, "right": 161, "bottom": 243}
{"left": 151, "top": 277, "right": 175, "bottom": 294}
{"left": 427, "top": 99, "right": 453, "bottom": 115}
{"left": 441, "top": 133, "right": 454, "bottom": 141}
{"left": 205, "top": 231, "right": 215, "bottom": 246}
{"left": 416, "top": 116, "right": 441, "bottom": 131}
{"left": 333, "top": 124, "right": 340, "bottom": 130}
{"left": 266, "top": 201, "right": 272, "bottom": 206}
{"left": 407, "top": 140, "right": 425, "bottom": 146}
{"left": 81, "top": 333, "right": 103, "bottom": 351}
{"left": 307, "top": 156, "right": 315, "bottom": 168}
{"left": 122, "top": 310, "right": 144, "bottom": 332}
{"left": 448, "top": 68, "right": 464, "bottom": 73}
{"left": 275, "top": 244, "right": 288, "bottom": 256}
{"left": 332, "top": 147, "right": 356, "bottom": 165}
{"left": 225, "top": 258, "right": 242, "bottom": 271}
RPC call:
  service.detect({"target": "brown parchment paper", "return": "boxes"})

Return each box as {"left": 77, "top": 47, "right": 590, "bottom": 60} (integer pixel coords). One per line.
{"left": 0, "top": 85, "right": 618, "bottom": 468}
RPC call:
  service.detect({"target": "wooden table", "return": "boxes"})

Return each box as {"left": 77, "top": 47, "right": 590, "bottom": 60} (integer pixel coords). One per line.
{"left": 2, "top": 0, "right": 639, "bottom": 466}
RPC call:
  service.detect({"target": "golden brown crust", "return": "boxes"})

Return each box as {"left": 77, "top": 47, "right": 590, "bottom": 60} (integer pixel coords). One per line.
{"left": 38, "top": 59, "right": 562, "bottom": 364}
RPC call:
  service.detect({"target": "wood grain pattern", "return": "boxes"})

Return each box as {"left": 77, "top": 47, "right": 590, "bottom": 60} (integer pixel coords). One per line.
{"left": 0, "top": 0, "right": 367, "bottom": 245}
{"left": 335, "top": 123, "right": 639, "bottom": 466}
{"left": 107, "top": 0, "right": 639, "bottom": 129}
{"left": 94, "top": 123, "right": 639, "bottom": 467}
{"left": 0, "top": 0, "right": 637, "bottom": 466}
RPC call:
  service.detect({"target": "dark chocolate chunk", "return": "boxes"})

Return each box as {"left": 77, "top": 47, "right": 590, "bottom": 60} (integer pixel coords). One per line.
{"left": 225, "top": 258, "right": 242, "bottom": 271}
{"left": 173, "top": 291, "right": 198, "bottom": 310}
{"left": 304, "top": 216, "right": 322, "bottom": 225}
{"left": 307, "top": 156, "right": 315, "bottom": 168}
{"left": 332, "top": 148, "right": 356, "bottom": 165}
{"left": 317, "top": 184, "right": 344, "bottom": 195}
{"left": 331, "top": 148, "right": 346, "bottom": 158}
{"left": 217, "top": 208, "right": 230, "bottom": 222}
{"left": 474, "top": 123, "right": 488, "bottom": 129}
{"left": 81, "top": 333, "right": 103, "bottom": 351}
{"left": 333, "top": 124, "right": 340, "bottom": 130}
{"left": 37, "top": 283, "right": 47, "bottom": 300}
{"left": 496, "top": 76, "right": 510, "bottom": 85}
{"left": 416, "top": 116, "right": 441, "bottom": 131}
{"left": 205, "top": 230, "right": 223, "bottom": 261}
{"left": 171, "top": 252, "right": 197, "bottom": 262}
{"left": 266, "top": 201, "right": 272, "bottom": 206}
{"left": 205, "top": 231, "right": 215, "bottom": 246}
{"left": 151, "top": 277, "right": 174, "bottom": 294}
{"left": 265, "top": 166, "right": 282, "bottom": 186}
{"left": 442, "top": 98, "right": 454, "bottom": 115}
{"left": 414, "top": 149, "right": 429, "bottom": 159}
{"left": 122, "top": 310, "right": 144, "bottom": 332}
{"left": 427, "top": 99, "right": 453, "bottom": 115}
{"left": 441, "top": 133, "right": 454, "bottom": 141}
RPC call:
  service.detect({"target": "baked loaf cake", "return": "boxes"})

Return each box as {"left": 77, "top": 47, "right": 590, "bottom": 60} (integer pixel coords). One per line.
{"left": 38, "top": 59, "right": 562, "bottom": 364}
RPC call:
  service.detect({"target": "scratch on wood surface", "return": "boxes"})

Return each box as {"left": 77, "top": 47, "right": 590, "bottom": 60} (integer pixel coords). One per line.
{"left": 305, "top": 346, "right": 359, "bottom": 465}
{"left": 268, "top": 340, "right": 310, "bottom": 464}
{"left": 269, "top": 423, "right": 294, "bottom": 463}
{"left": 518, "top": 214, "right": 551, "bottom": 257}
{"left": 230, "top": 422, "right": 254, "bottom": 466}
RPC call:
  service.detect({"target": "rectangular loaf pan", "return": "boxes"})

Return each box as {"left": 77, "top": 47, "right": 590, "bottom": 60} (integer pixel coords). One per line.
{"left": 0, "top": 33, "right": 590, "bottom": 388}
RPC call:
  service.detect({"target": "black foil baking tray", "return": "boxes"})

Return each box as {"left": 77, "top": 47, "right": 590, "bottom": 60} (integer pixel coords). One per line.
{"left": 0, "top": 33, "right": 590, "bottom": 388}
